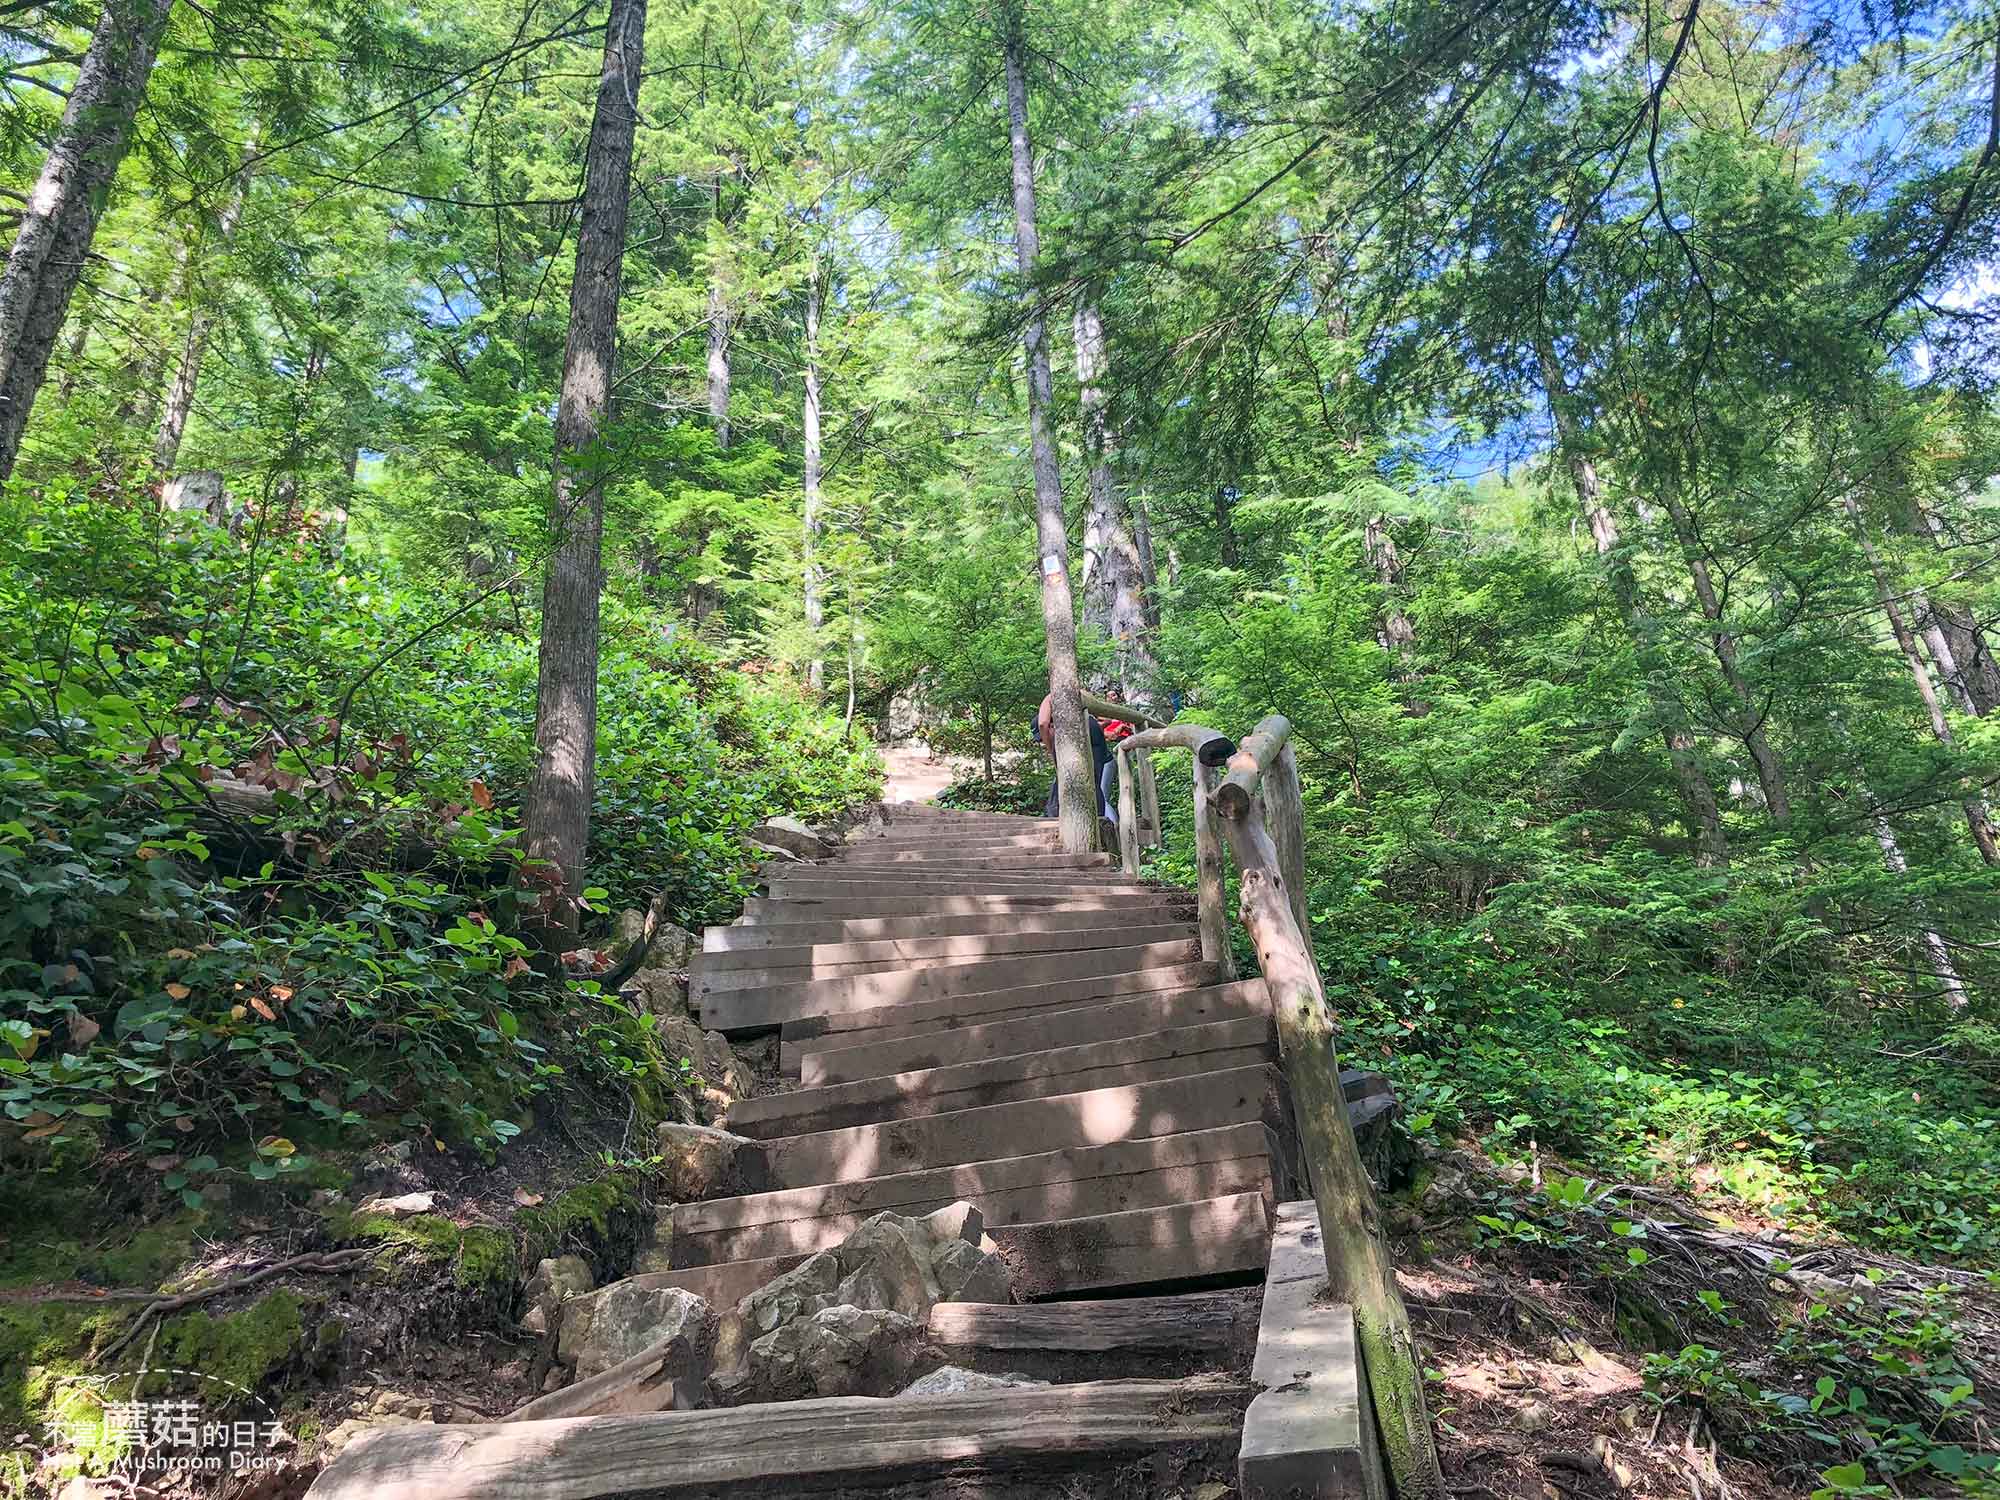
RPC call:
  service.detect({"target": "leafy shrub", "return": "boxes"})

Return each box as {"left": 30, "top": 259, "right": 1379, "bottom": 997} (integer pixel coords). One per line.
{"left": 0, "top": 484, "right": 878, "bottom": 1169}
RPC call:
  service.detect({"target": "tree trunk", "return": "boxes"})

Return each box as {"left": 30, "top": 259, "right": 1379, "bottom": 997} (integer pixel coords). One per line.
{"left": 1002, "top": 4, "right": 1094, "bottom": 854}
{"left": 1072, "top": 296, "right": 1152, "bottom": 698}
{"left": 155, "top": 138, "right": 256, "bottom": 474}
{"left": 1363, "top": 513, "right": 1426, "bottom": 715}
{"left": 706, "top": 211, "right": 732, "bottom": 450}
{"left": 1656, "top": 487, "right": 1791, "bottom": 823}
{"left": 1537, "top": 340, "right": 1728, "bottom": 868}
{"left": 0, "top": 0, "right": 177, "bottom": 479}
{"left": 802, "top": 257, "right": 825, "bottom": 694}
{"left": 520, "top": 0, "right": 647, "bottom": 938}
{"left": 1915, "top": 507, "right": 2000, "bottom": 714}
{"left": 1868, "top": 808, "right": 1969, "bottom": 1007}
{"left": 1845, "top": 497, "right": 2000, "bottom": 865}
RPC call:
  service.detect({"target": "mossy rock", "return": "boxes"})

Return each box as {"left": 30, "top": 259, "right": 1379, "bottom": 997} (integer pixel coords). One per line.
{"left": 322, "top": 1208, "right": 517, "bottom": 1293}
{"left": 517, "top": 1170, "right": 654, "bottom": 1282}
{"left": 151, "top": 1289, "right": 313, "bottom": 1394}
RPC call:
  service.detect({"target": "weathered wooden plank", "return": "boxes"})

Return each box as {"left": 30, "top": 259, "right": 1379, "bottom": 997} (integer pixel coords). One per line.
{"left": 307, "top": 1377, "right": 1250, "bottom": 1500}
{"left": 728, "top": 1017, "right": 1277, "bottom": 1139}
{"left": 926, "top": 1289, "right": 1256, "bottom": 1363}
{"left": 670, "top": 1123, "right": 1278, "bottom": 1267}
{"left": 699, "top": 939, "right": 1204, "bottom": 1032}
{"left": 777, "top": 962, "right": 1222, "bottom": 1071}
{"left": 691, "top": 923, "right": 1196, "bottom": 987}
{"left": 798, "top": 980, "right": 1271, "bottom": 1086}
{"left": 989, "top": 1191, "right": 1272, "bottom": 1298}
{"left": 761, "top": 1065, "right": 1285, "bottom": 1188}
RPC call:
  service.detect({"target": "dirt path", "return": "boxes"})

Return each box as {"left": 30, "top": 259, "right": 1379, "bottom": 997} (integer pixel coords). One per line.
{"left": 878, "top": 741, "right": 971, "bottom": 804}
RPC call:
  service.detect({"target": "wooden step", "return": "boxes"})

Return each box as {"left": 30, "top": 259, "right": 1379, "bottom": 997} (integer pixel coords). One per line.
{"left": 801, "top": 979, "right": 1270, "bottom": 1085}
{"left": 767, "top": 872, "right": 1148, "bottom": 898}
{"left": 690, "top": 923, "right": 1196, "bottom": 987}
{"left": 728, "top": 1017, "right": 1278, "bottom": 1139}
{"left": 761, "top": 1064, "right": 1287, "bottom": 1188}
{"left": 835, "top": 849, "right": 1099, "bottom": 867}
{"left": 843, "top": 833, "right": 1062, "bottom": 853}
{"left": 778, "top": 962, "right": 1223, "bottom": 1073}
{"left": 305, "top": 1377, "right": 1249, "bottom": 1500}
{"left": 699, "top": 940, "right": 1202, "bottom": 1032}
{"left": 925, "top": 1290, "right": 1259, "bottom": 1379}
{"left": 670, "top": 1122, "right": 1281, "bottom": 1267}
{"left": 740, "top": 892, "right": 1185, "bottom": 923}
{"left": 993, "top": 1191, "right": 1273, "bottom": 1298}
{"left": 706, "top": 904, "right": 1193, "bottom": 951}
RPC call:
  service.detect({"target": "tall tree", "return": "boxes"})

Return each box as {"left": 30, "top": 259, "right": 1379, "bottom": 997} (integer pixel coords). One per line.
{"left": 520, "top": 0, "right": 648, "bottom": 936}
{"left": 1002, "top": 0, "right": 1094, "bottom": 852}
{"left": 0, "top": 0, "right": 176, "bottom": 479}
{"left": 1073, "top": 293, "right": 1153, "bottom": 700}
{"left": 802, "top": 251, "right": 826, "bottom": 693}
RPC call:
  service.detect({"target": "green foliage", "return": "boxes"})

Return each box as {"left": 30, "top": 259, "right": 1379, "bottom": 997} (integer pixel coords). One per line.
{"left": 0, "top": 485, "right": 875, "bottom": 1173}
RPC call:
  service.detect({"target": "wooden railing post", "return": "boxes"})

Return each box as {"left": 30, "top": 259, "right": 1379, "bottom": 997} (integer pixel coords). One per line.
{"left": 1262, "top": 742, "right": 1310, "bottom": 942}
{"left": 1216, "top": 732, "right": 1444, "bottom": 1500}
{"left": 1115, "top": 748, "right": 1140, "bottom": 877}
{"left": 1137, "top": 748, "right": 1161, "bottom": 847}
{"left": 1192, "top": 760, "right": 1235, "bottom": 981}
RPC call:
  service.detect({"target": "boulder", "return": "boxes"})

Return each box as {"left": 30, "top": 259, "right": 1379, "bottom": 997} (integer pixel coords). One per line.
{"left": 355, "top": 1190, "right": 434, "bottom": 1218}
{"left": 655, "top": 1121, "right": 765, "bottom": 1202}
{"left": 734, "top": 1305, "right": 924, "bottom": 1403}
{"left": 747, "top": 816, "right": 833, "bottom": 860}
{"left": 897, "top": 1366, "right": 1049, "bottom": 1398}
{"left": 930, "top": 1237, "right": 1011, "bottom": 1305}
{"left": 520, "top": 1253, "right": 595, "bottom": 1335}
{"left": 320, "top": 1389, "right": 436, "bottom": 1456}
{"left": 710, "top": 1203, "right": 1007, "bottom": 1402}
{"left": 655, "top": 1018, "right": 755, "bottom": 1124}
{"left": 558, "top": 1281, "right": 715, "bottom": 1382}
{"left": 629, "top": 966, "right": 689, "bottom": 1018}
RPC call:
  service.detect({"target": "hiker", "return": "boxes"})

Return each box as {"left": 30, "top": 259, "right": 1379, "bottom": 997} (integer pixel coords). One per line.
{"left": 1034, "top": 692, "right": 1114, "bottom": 821}
{"left": 1097, "top": 690, "right": 1137, "bottom": 817}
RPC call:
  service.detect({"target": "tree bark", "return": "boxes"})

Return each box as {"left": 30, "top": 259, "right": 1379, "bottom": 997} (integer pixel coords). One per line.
{"left": 1656, "top": 486, "right": 1791, "bottom": 823}
{"left": 1868, "top": 808, "right": 1969, "bottom": 1008}
{"left": 1915, "top": 507, "right": 2000, "bottom": 714}
{"left": 1844, "top": 497, "right": 2000, "bottom": 865}
{"left": 1363, "top": 513, "right": 1427, "bottom": 715}
{"left": 520, "top": 0, "right": 647, "bottom": 938}
{"left": 706, "top": 187, "right": 732, "bottom": 452}
{"left": 0, "top": 0, "right": 177, "bottom": 480}
{"left": 155, "top": 137, "right": 256, "bottom": 474}
{"left": 802, "top": 256, "right": 825, "bottom": 694}
{"left": 1537, "top": 340, "right": 1728, "bottom": 868}
{"left": 1072, "top": 295, "right": 1152, "bottom": 698}
{"left": 1002, "top": 4, "right": 1094, "bottom": 854}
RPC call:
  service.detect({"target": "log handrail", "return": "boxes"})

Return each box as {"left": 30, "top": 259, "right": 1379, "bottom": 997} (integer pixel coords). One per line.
{"left": 1112, "top": 711, "right": 1443, "bottom": 1499}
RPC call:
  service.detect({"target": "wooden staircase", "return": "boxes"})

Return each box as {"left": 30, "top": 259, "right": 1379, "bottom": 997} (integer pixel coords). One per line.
{"left": 307, "top": 802, "right": 1391, "bottom": 1498}
{"left": 653, "top": 804, "right": 1297, "bottom": 1306}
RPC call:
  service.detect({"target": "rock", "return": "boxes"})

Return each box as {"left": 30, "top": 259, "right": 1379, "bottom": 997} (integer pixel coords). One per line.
{"left": 655, "top": 1018, "right": 755, "bottom": 1123}
{"left": 1193, "top": 1485, "right": 1232, "bottom": 1500}
{"left": 629, "top": 966, "right": 690, "bottom": 1017}
{"left": 930, "top": 1238, "right": 1012, "bottom": 1305}
{"left": 355, "top": 1190, "right": 434, "bottom": 1217}
{"left": 321, "top": 1391, "right": 434, "bottom": 1456}
{"left": 896, "top": 1366, "right": 1048, "bottom": 1398}
{"left": 558, "top": 1282, "right": 715, "bottom": 1382}
{"left": 710, "top": 1203, "right": 1004, "bottom": 1400}
{"left": 525, "top": 1253, "right": 596, "bottom": 1305}
{"left": 748, "top": 840, "right": 803, "bottom": 862}
{"left": 735, "top": 1305, "right": 924, "bottom": 1402}
{"left": 655, "top": 1121, "right": 764, "bottom": 1201}
{"left": 1516, "top": 1401, "right": 1553, "bottom": 1434}
{"left": 613, "top": 908, "right": 649, "bottom": 954}
{"left": 521, "top": 1253, "right": 595, "bottom": 1332}
{"left": 748, "top": 816, "right": 833, "bottom": 860}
